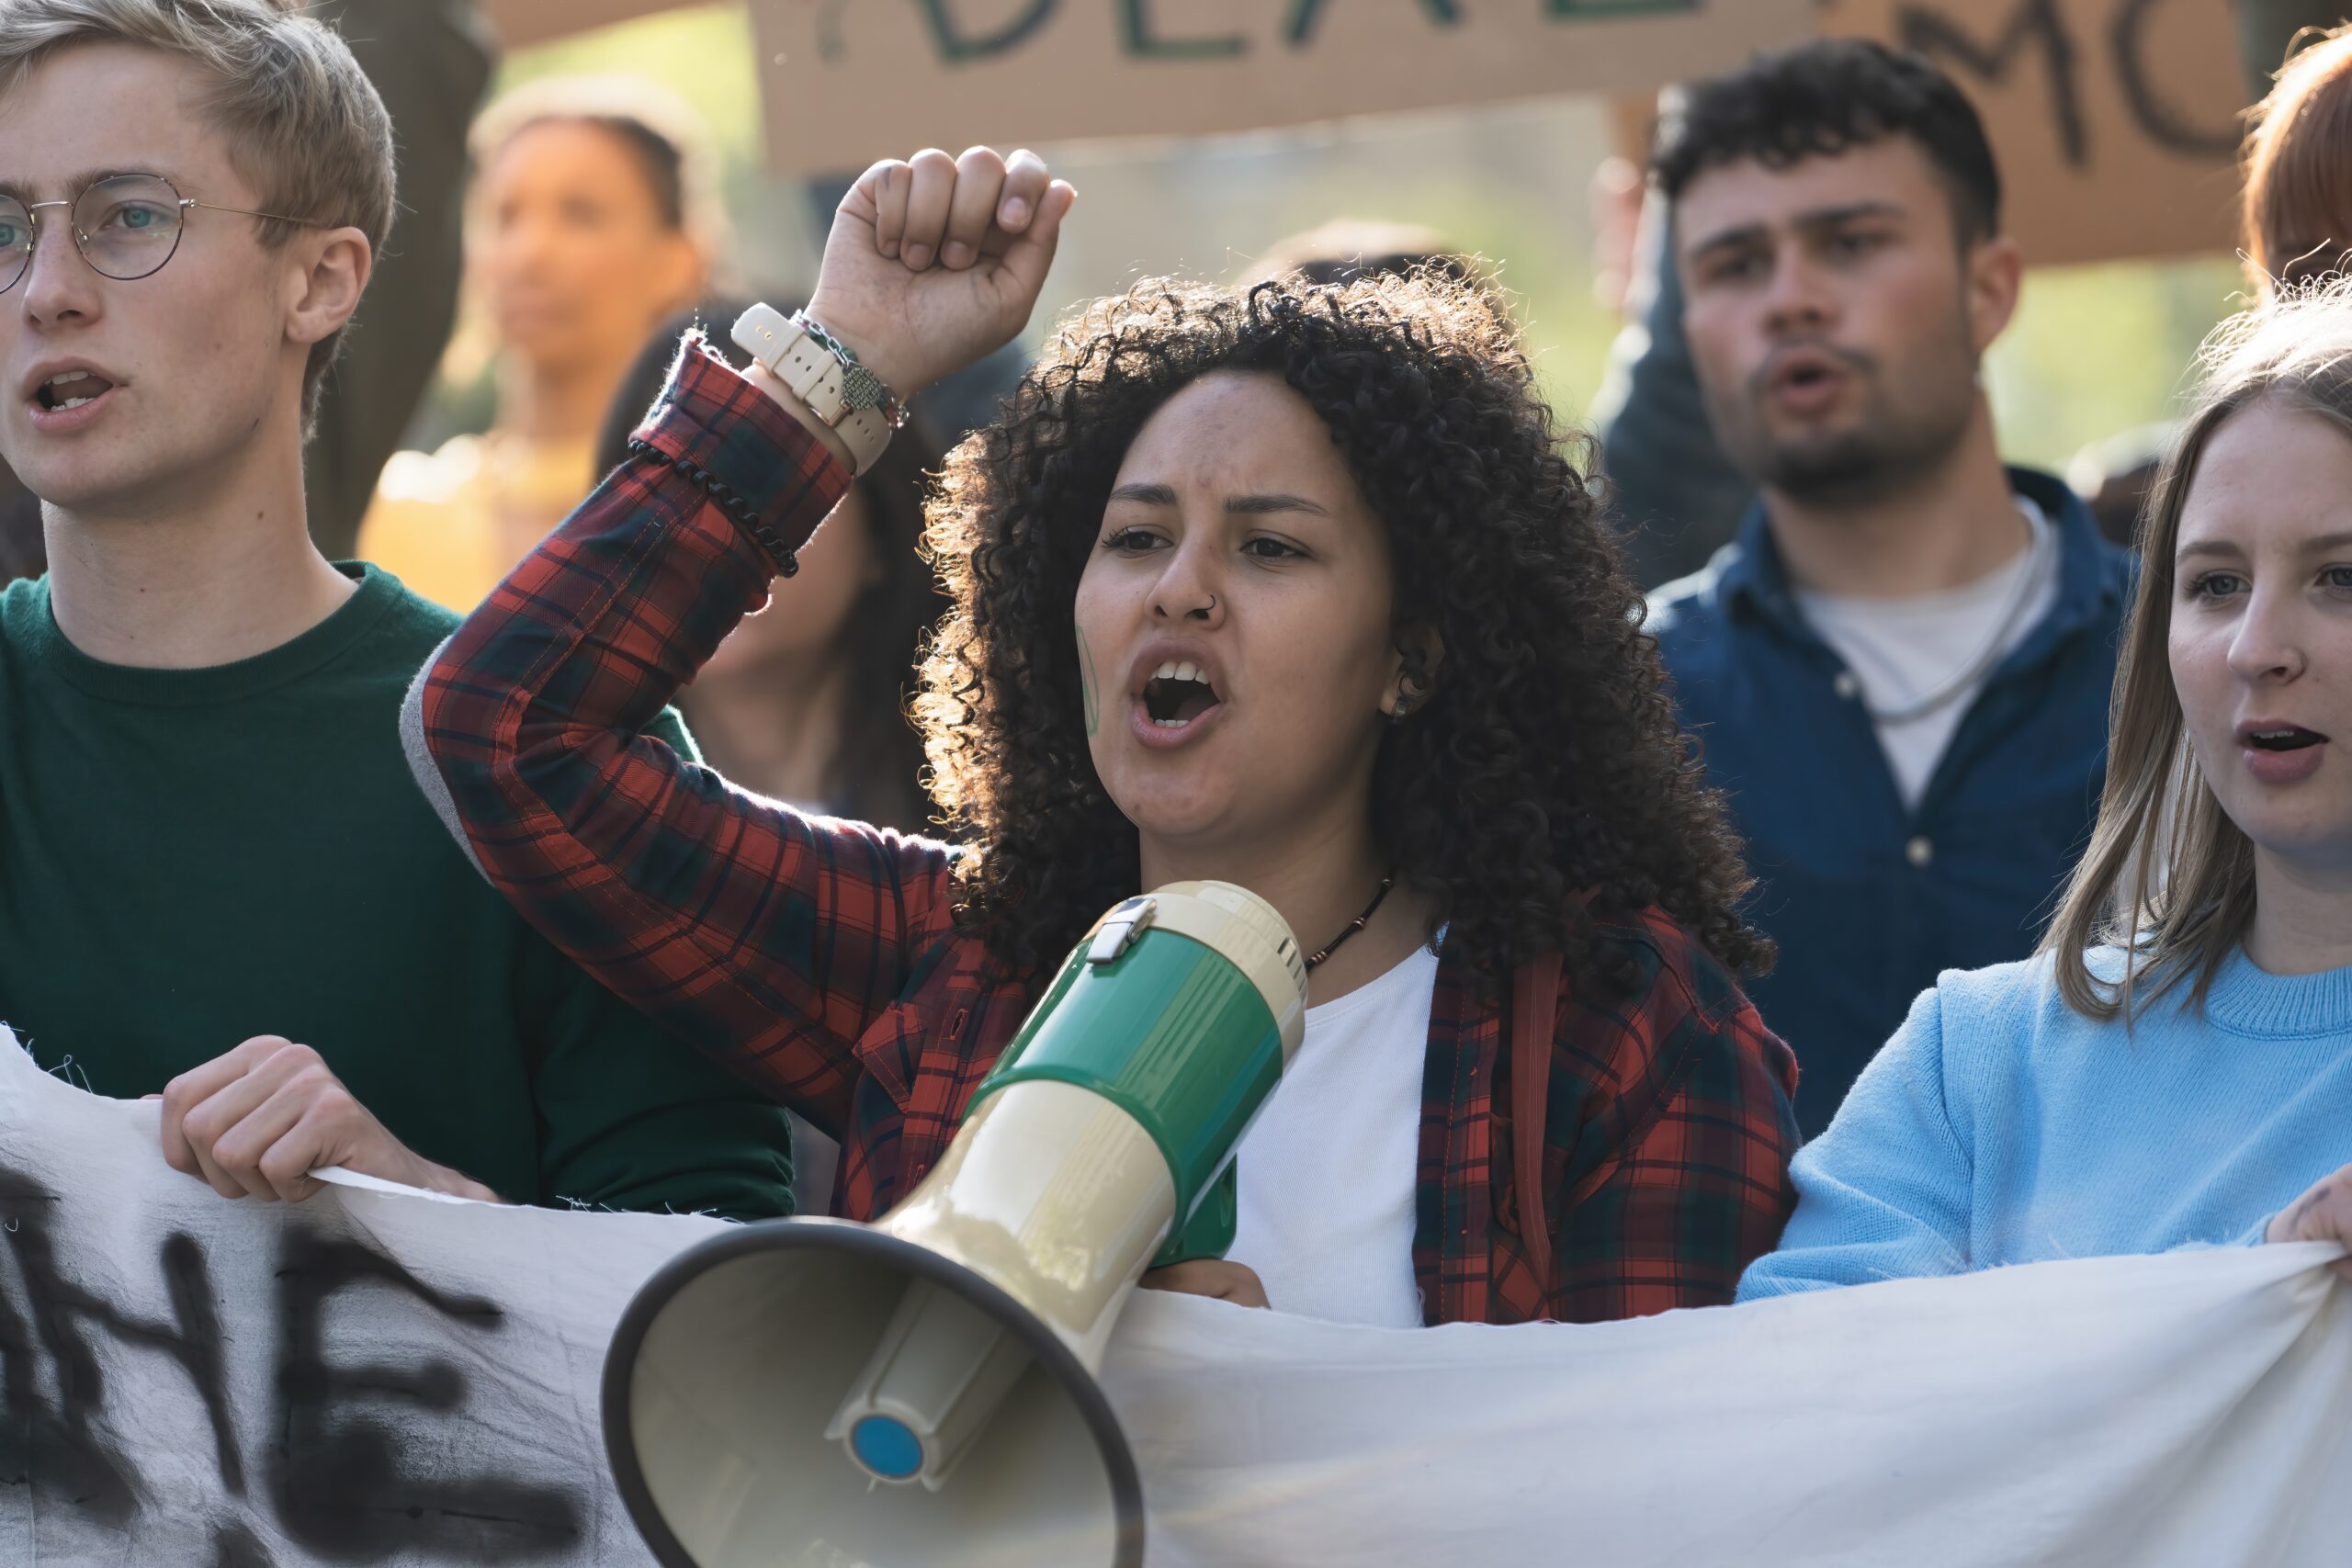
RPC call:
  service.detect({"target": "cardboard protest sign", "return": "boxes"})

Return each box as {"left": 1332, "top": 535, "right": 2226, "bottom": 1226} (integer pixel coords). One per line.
{"left": 1819, "top": 0, "right": 2250, "bottom": 265}
{"left": 7, "top": 1032, "right": 2351, "bottom": 1566}
{"left": 480, "top": 0, "right": 2245, "bottom": 265}
{"left": 745, "top": 0, "right": 1813, "bottom": 178}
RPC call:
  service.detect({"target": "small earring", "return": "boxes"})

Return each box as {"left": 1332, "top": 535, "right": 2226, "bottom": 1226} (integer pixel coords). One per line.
{"left": 1388, "top": 698, "right": 1413, "bottom": 726}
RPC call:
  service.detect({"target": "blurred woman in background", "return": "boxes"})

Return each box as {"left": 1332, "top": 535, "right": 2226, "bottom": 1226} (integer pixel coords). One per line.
{"left": 594, "top": 301, "right": 947, "bottom": 834}
{"left": 359, "top": 76, "right": 716, "bottom": 609}
{"left": 595, "top": 304, "right": 953, "bottom": 1215}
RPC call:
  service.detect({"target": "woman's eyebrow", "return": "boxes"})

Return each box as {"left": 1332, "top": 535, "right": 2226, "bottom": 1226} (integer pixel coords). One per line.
{"left": 2179, "top": 529, "right": 2352, "bottom": 564}
{"left": 1103, "top": 484, "right": 1328, "bottom": 516}
{"left": 1226, "top": 492, "right": 1327, "bottom": 516}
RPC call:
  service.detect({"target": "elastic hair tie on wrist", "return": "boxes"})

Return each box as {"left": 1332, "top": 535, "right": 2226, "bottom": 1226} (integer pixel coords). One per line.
{"left": 628, "top": 437, "right": 799, "bottom": 579}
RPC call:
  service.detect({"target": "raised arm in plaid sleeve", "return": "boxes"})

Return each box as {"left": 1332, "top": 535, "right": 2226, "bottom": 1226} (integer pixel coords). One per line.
{"left": 407, "top": 340, "right": 958, "bottom": 1134}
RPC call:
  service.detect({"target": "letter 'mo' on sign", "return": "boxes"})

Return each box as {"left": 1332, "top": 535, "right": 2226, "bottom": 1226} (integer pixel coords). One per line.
{"left": 747, "top": 0, "right": 1814, "bottom": 178}
{"left": 1818, "top": 0, "right": 2246, "bottom": 265}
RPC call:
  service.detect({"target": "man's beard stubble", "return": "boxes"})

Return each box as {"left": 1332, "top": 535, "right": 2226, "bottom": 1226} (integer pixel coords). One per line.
{"left": 1713, "top": 333, "right": 1981, "bottom": 511}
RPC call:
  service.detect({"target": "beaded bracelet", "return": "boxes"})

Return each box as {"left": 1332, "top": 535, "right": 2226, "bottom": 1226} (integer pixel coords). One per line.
{"left": 627, "top": 437, "right": 799, "bottom": 579}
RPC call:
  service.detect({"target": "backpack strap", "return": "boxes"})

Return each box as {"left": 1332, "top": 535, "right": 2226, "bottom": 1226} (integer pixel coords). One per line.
{"left": 1509, "top": 949, "right": 1565, "bottom": 1296}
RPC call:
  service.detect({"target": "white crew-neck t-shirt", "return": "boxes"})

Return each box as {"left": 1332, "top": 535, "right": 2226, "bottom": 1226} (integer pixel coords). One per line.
{"left": 1225, "top": 944, "right": 1440, "bottom": 1328}
{"left": 1792, "top": 496, "right": 2058, "bottom": 811}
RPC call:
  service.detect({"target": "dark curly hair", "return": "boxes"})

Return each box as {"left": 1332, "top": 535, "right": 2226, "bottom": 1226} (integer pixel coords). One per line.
{"left": 916, "top": 272, "right": 1771, "bottom": 998}
{"left": 1653, "top": 38, "right": 2002, "bottom": 246}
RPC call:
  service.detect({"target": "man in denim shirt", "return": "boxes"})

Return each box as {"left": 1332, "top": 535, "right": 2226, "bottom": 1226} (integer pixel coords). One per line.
{"left": 1647, "top": 40, "right": 2132, "bottom": 1136}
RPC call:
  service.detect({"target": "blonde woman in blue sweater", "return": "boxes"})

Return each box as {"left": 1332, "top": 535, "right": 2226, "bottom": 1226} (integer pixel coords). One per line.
{"left": 1743, "top": 287, "right": 2352, "bottom": 1300}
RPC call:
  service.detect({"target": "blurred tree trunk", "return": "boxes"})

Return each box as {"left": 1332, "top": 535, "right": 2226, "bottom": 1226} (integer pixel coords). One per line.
{"left": 301, "top": 0, "right": 496, "bottom": 559}
{"left": 0, "top": 468, "right": 38, "bottom": 585}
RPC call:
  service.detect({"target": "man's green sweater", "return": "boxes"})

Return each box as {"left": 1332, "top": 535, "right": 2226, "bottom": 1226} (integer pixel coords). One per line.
{"left": 0, "top": 566, "right": 794, "bottom": 1220}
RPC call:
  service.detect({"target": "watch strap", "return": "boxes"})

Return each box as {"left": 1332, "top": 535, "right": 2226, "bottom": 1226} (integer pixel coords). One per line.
{"left": 838, "top": 408, "right": 893, "bottom": 463}
{"left": 730, "top": 302, "right": 895, "bottom": 474}
{"left": 734, "top": 302, "right": 850, "bottom": 424}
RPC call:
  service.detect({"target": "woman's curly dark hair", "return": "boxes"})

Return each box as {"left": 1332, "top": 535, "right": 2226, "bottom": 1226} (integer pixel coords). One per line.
{"left": 916, "top": 271, "right": 1771, "bottom": 998}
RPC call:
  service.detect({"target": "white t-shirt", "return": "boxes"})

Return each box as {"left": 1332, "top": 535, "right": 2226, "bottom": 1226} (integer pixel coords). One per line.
{"left": 1226, "top": 944, "right": 1440, "bottom": 1328}
{"left": 1792, "top": 497, "right": 2058, "bottom": 811}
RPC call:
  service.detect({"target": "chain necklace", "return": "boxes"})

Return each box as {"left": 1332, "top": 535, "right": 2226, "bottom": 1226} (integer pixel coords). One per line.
{"left": 1854, "top": 502, "right": 2054, "bottom": 727}
{"left": 1304, "top": 875, "right": 1396, "bottom": 971}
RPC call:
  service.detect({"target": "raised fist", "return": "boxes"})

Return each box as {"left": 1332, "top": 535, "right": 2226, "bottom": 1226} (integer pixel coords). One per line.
{"left": 805, "top": 146, "right": 1075, "bottom": 403}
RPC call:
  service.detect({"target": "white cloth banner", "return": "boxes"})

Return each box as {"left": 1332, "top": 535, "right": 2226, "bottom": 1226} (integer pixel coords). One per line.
{"left": 2, "top": 1031, "right": 2346, "bottom": 1566}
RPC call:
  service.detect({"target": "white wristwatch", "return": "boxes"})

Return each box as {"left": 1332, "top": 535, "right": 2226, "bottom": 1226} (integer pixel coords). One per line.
{"left": 730, "top": 302, "right": 899, "bottom": 476}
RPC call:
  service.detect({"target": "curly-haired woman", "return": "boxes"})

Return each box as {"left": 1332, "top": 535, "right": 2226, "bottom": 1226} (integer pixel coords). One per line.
{"left": 410, "top": 148, "right": 1799, "bottom": 1326}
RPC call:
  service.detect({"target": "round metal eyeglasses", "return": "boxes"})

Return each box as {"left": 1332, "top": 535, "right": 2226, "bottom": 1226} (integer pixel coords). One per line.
{"left": 0, "top": 173, "right": 317, "bottom": 292}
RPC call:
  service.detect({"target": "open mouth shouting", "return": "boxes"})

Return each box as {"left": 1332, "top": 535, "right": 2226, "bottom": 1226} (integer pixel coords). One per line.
{"left": 24, "top": 362, "right": 122, "bottom": 432}
{"left": 1128, "top": 643, "right": 1227, "bottom": 750}
{"left": 1759, "top": 344, "right": 1858, "bottom": 419}
{"left": 2238, "top": 718, "right": 2331, "bottom": 785}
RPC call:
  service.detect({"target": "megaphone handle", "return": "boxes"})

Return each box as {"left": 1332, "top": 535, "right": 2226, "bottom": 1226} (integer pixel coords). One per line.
{"left": 1153, "top": 1160, "right": 1238, "bottom": 1267}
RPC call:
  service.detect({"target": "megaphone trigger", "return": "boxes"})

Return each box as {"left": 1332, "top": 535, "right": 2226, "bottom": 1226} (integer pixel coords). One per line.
{"left": 1159, "top": 1161, "right": 1240, "bottom": 1268}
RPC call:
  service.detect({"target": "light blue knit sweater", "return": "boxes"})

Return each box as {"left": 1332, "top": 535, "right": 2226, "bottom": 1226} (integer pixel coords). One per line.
{"left": 1740, "top": 945, "right": 2352, "bottom": 1301}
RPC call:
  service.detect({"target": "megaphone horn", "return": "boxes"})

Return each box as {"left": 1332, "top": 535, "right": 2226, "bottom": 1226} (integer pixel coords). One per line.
{"left": 604, "top": 881, "right": 1308, "bottom": 1568}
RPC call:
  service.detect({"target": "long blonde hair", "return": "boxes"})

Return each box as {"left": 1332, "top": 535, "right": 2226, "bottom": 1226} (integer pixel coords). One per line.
{"left": 2043, "top": 281, "right": 2352, "bottom": 1018}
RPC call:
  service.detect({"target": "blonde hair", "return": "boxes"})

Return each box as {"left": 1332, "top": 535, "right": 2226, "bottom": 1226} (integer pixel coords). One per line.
{"left": 0, "top": 0, "right": 393, "bottom": 431}
{"left": 2243, "top": 24, "right": 2352, "bottom": 293}
{"left": 2043, "top": 279, "right": 2352, "bottom": 1019}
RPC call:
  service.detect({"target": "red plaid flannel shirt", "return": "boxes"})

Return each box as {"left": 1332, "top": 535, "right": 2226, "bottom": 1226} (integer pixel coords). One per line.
{"left": 413, "top": 341, "right": 1800, "bottom": 1325}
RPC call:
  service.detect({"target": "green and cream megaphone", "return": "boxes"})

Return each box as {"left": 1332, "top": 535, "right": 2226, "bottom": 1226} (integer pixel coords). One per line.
{"left": 602, "top": 881, "right": 1308, "bottom": 1568}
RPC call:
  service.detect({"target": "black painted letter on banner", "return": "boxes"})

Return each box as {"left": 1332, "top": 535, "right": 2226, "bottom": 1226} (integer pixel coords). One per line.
{"left": 0, "top": 1169, "right": 242, "bottom": 1522}
{"left": 272, "top": 1232, "right": 585, "bottom": 1562}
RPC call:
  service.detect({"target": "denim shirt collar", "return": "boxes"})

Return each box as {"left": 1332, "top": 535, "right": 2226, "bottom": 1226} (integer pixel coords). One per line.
{"left": 1711, "top": 466, "right": 2127, "bottom": 671}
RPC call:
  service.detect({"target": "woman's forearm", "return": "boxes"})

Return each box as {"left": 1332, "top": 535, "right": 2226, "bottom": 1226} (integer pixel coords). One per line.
{"left": 408, "top": 338, "right": 954, "bottom": 1111}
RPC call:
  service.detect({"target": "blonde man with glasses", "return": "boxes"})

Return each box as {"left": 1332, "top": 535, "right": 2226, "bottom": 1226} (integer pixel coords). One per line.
{"left": 0, "top": 0, "right": 795, "bottom": 1220}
